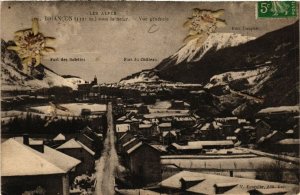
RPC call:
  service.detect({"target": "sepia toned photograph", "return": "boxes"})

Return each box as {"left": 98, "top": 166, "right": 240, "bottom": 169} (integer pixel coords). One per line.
{"left": 0, "top": 1, "right": 299, "bottom": 195}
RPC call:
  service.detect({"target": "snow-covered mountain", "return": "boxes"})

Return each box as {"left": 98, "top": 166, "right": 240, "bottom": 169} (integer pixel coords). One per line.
{"left": 154, "top": 21, "right": 298, "bottom": 86}
{"left": 121, "top": 33, "right": 255, "bottom": 84}
{"left": 170, "top": 33, "right": 255, "bottom": 65}
{"left": 1, "top": 40, "right": 81, "bottom": 91}
{"left": 121, "top": 21, "right": 299, "bottom": 117}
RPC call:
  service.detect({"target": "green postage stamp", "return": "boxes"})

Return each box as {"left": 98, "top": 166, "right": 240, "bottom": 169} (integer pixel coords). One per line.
{"left": 257, "top": 1, "right": 298, "bottom": 18}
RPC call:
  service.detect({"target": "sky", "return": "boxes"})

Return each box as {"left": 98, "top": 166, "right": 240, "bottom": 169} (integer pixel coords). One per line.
{"left": 1, "top": 1, "right": 298, "bottom": 83}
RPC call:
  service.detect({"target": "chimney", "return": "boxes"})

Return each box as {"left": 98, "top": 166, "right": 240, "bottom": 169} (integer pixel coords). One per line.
{"left": 23, "top": 134, "right": 29, "bottom": 145}
{"left": 30, "top": 143, "right": 44, "bottom": 153}
{"left": 180, "top": 178, "right": 204, "bottom": 191}
{"left": 180, "top": 178, "right": 187, "bottom": 191}
{"left": 214, "top": 183, "right": 237, "bottom": 194}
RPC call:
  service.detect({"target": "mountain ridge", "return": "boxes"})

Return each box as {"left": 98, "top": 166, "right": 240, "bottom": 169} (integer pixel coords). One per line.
{"left": 120, "top": 21, "right": 299, "bottom": 116}
{"left": 155, "top": 21, "right": 299, "bottom": 84}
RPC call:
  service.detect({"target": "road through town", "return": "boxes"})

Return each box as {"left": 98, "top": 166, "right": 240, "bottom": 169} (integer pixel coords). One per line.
{"left": 95, "top": 102, "right": 119, "bottom": 195}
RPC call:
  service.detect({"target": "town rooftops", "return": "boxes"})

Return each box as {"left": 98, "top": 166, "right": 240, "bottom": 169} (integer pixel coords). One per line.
{"left": 160, "top": 171, "right": 298, "bottom": 195}
{"left": 53, "top": 133, "right": 66, "bottom": 141}
{"left": 116, "top": 124, "right": 130, "bottom": 133}
{"left": 286, "top": 129, "right": 294, "bottom": 134}
{"left": 139, "top": 124, "right": 153, "bottom": 129}
{"left": 126, "top": 142, "right": 143, "bottom": 154}
{"left": 257, "top": 106, "right": 299, "bottom": 115}
{"left": 124, "top": 119, "right": 132, "bottom": 123}
{"left": 150, "top": 144, "right": 168, "bottom": 153}
{"left": 83, "top": 126, "right": 93, "bottom": 132}
{"left": 170, "top": 143, "right": 203, "bottom": 150}
{"left": 243, "top": 125, "right": 255, "bottom": 130}
{"left": 57, "top": 138, "right": 95, "bottom": 156}
{"left": 276, "top": 139, "right": 300, "bottom": 145}
{"left": 57, "top": 139, "right": 82, "bottom": 149}
{"left": 215, "top": 117, "right": 238, "bottom": 122}
{"left": 188, "top": 140, "right": 234, "bottom": 147}
{"left": 159, "top": 123, "right": 172, "bottom": 128}
{"left": 226, "top": 136, "right": 237, "bottom": 141}
{"left": 190, "top": 90, "right": 206, "bottom": 94}
{"left": 117, "top": 116, "right": 126, "bottom": 121}
{"left": 131, "top": 117, "right": 139, "bottom": 122}
{"left": 115, "top": 189, "right": 160, "bottom": 195}
{"left": 248, "top": 188, "right": 288, "bottom": 195}
{"left": 2, "top": 138, "right": 80, "bottom": 177}
{"left": 238, "top": 118, "right": 250, "bottom": 125}
{"left": 174, "top": 116, "right": 196, "bottom": 122}
{"left": 122, "top": 138, "right": 137, "bottom": 147}
{"left": 257, "top": 136, "right": 266, "bottom": 144}
{"left": 199, "top": 121, "right": 222, "bottom": 131}
{"left": 77, "top": 141, "right": 95, "bottom": 156}
{"left": 118, "top": 132, "right": 134, "bottom": 143}
{"left": 126, "top": 142, "right": 159, "bottom": 155}
{"left": 162, "top": 131, "right": 177, "bottom": 137}
{"left": 29, "top": 139, "right": 43, "bottom": 145}
{"left": 82, "top": 133, "right": 94, "bottom": 142}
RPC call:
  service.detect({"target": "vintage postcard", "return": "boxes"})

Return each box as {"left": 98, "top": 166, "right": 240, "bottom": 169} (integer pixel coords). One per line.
{"left": 1, "top": 1, "right": 299, "bottom": 195}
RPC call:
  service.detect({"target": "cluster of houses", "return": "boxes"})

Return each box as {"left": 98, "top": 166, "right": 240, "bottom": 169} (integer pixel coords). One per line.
{"left": 113, "top": 100, "right": 300, "bottom": 193}
{"left": 116, "top": 132, "right": 162, "bottom": 186}
{"left": 255, "top": 106, "right": 300, "bottom": 155}
{"left": 153, "top": 171, "right": 299, "bottom": 195}
{"left": 115, "top": 104, "right": 299, "bottom": 157}
{"left": 1, "top": 126, "right": 103, "bottom": 195}
{"left": 78, "top": 82, "right": 203, "bottom": 105}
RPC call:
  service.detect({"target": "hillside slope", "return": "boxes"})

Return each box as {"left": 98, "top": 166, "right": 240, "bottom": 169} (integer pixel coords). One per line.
{"left": 156, "top": 21, "right": 299, "bottom": 85}
{"left": 121, "top": 21, "right": 299, "bottom": 116}
{"left": 121, "top": 33, "right": 255, "bottom": 84}
{"left": 1, "top": 40, "right": 81, "bottom": 91}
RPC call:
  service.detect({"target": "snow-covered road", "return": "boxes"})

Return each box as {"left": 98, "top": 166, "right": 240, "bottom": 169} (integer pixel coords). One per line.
{"left": 94, "top": 102, "right": 119, "bottom": 195}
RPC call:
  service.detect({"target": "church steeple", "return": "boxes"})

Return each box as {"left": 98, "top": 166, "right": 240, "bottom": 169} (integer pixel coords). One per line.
{"left": 91, "top": 75, "right": 98, "bottom": 85}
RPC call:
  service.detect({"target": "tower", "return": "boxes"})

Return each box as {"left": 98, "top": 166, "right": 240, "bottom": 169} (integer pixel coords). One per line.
{"left": 91, "top": 75, "right": 98, "bottom": 85}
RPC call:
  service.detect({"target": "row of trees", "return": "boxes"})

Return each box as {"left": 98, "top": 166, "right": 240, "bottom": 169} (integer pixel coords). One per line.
{"left": 2, "top": 113, "right": 106, "bottom": 135}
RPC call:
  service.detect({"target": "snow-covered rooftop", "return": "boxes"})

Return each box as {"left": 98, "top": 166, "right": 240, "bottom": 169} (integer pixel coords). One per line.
{"left": 123, "top": 138, "right": 137, "bottom": 148}
{"left": 127, "top": 142, "right": 143, "bottom": 154}
{"left": 276, "top": 139, "right": 300, "bottom": 145}
{"left": 139, "top": 124, "right": 152, "bottom": 128}
{"left": 258, "top": 106, "right": 299, "bottom": 114}
{"left": 39, "top": 145, "right": 81, "bottom": 172}
{"left": 159, "top": 123, "right": 172, "bottom": 128}
{"left": 2, "top": 139, "right": 80, "bottom": 176}
{"left": 57, "top": 139, "right": 82, "bottom": 149}
{"left": 170, "top": 143, "right": 203, "bottom": 150}
{"left": 77, "top": 141, "right": 95, "bottom": 156}
{"left": 53, "top": 133, "right": 66, "bottom": 141}
{"left": 116, "top": 124, "right": 130, "bottom": 133}
{"left": 188, "top": 140, "right": 234, "bottom": 147}
{"left": 162, "top": 131, "right": 177, "bottom": 137}
{"left": 160, "top": 171, "right": 298, "bottom": 194}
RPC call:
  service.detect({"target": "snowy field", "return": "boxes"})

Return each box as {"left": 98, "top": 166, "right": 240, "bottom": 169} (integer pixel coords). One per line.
{"left": 31, "top": 103, "right": 107, "bottom": 116}
{"left": 145, "top": 101, "right": 189, "bottom": 118}
{"left": 1, "top": 110, "right": 46, "bottom": 125}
